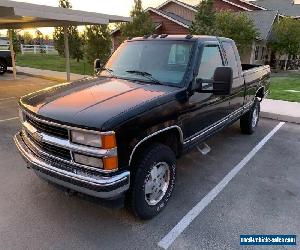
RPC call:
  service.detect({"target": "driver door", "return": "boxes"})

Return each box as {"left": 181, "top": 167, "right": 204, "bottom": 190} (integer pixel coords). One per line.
{"left": 182, "top": 43, "right": 231, "bottom": 141}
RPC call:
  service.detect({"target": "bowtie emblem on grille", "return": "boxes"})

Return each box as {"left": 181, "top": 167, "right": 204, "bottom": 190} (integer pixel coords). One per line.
{"left": 32, "top": 131, "right": 43, "bottom": 142}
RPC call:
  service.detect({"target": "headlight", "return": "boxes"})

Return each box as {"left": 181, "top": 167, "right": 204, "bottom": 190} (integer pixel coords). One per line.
{"left": 71, "top": 131, "right": 102, "bottom": 148}
{"left": 71, "top": 130, "right": 117, "bottom": 149}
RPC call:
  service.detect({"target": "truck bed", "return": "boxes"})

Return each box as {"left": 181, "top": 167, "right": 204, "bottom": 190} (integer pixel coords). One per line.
{"left": 242, "top": 64, "right": 270, "bottom": 82}
{"left": 242, "top": 64, "right": 271, "bottom": 101}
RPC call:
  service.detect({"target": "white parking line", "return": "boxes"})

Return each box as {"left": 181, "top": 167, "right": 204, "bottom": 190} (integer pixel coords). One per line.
{"left": 158, "top": 122, "right": 285, "bottom": 249}
{"left": 0, "top": 97, "right": 16, "bottom": 102}
{"left": 0, "top": 117, "right": 19, "bottom": 123}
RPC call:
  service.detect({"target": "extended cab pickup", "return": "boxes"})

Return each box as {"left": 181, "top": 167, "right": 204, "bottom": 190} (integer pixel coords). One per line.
{"left": 14, "top": 35, "right": 270, "bottom": 219}
{"left": 0, "top": 50, "right": 12, "bottom": 74}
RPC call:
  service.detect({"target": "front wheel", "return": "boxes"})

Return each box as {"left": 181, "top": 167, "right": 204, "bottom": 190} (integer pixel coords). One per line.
{"left": 0, "top": 60, "right": 7, "bottom": 75}
{"left": 240, "top": 99, "right": 260, "bottom": 134}
{"left": 129, "top": 143, "right": 176, "bottom": 220}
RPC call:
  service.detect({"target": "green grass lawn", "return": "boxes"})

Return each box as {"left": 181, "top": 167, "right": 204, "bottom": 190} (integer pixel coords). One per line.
{"left": 269, "top": 75, "right": 300, "bottom": 102}
{"left": 17, "top": 54, "right": 94, "bottom": 75}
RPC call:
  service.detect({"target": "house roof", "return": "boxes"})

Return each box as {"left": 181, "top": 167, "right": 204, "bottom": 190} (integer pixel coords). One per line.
{"left": 236, "top": 0, "right": 267, "bottom": 10}
{"left": 156, "top": 0, "right": 197, "bottom": 12}
{"left": 156, "top": 0, "right": 267, "bottom": 12}
{"left": 251, "top": 0, "right": 300, "bottom": 17}
{"left": 147, "top": 7, "right": 191, "bottom": 28}
{"left": 244, "top": 10, "right": 278, "bottom": 40}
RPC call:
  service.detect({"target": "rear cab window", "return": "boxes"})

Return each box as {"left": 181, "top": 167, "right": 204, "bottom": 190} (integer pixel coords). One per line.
{"left": 222, "top": 42, "right": 240, "bottom": 78}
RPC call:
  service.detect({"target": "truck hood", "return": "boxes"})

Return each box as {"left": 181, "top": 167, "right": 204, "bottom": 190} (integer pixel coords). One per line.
{"left": 20, "top": 77, "right": 179, "bottom": 130}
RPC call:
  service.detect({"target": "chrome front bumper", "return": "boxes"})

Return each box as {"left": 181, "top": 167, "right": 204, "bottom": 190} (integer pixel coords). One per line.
{"left": 14, "top": 132, "right": 130, "bottom": 199}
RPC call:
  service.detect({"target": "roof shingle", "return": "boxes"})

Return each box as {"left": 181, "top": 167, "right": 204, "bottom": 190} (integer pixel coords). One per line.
{"left": 251, "top": 0, "right": 300, "bottom": 17}
{"left": 244, "top": 10, "right": 278, "bottom": 40}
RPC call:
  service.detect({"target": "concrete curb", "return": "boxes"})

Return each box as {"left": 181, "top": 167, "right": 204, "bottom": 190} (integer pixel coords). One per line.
{"left": 17, "top": 71, "right": 64, "bottom": 82}
{"left": 260, "top": 112, "right": 300, "bottom": 124}
{"left": 16, "top": 66, "right": 88, "bottom": 82}
{"left": 260, "top": 99, "right": 300, "bottom": 124}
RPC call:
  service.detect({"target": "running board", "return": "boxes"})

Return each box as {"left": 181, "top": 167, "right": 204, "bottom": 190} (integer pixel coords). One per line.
{"left": 196, "top": 143, "right": 211, "bottom": 155}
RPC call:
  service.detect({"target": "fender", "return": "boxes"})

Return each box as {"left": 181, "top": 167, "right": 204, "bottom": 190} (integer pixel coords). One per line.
{"left": 128, "top": 125, "right": 184, "bottom": 166}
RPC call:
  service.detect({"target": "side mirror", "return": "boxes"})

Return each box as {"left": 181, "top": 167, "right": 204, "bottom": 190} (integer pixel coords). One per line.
{"left": 94, "top": 59, "right": 103, "bottom": 74}
{"left": 212, "top": 66, "right": 233, "bottom": 95}
{"left": 195, "top": 66, "right": 233, "bottom": 96}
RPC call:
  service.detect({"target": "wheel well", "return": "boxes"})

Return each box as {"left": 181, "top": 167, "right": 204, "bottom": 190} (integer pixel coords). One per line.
{"left": 129, "top": 128, "right": 183, "bottom": 167}
{"left": 256, "top": 87, "right": 265, "bottom": 98}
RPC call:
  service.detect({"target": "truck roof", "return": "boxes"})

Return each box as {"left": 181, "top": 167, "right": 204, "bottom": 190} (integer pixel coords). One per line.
{"left": 131, "top": 35, "right": 234, "bottom": 43}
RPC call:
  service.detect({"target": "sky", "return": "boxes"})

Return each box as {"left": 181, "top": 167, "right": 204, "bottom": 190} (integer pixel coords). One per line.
{"left": 0, "top": 0, "right": 199, "bottom": 37}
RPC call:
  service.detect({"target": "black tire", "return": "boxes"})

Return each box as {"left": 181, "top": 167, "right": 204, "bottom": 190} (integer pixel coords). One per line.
{"left": 0, "top": 60, "right": 7, "bottom": 75}
{"left": 240, "top": 99, "right": 260, "bottom": 134}
{"left": 129, "top": 143, "right": 176, "bottom": 220}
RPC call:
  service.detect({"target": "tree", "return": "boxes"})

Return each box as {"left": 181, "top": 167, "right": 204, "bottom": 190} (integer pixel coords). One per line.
{"left": 53, "top": 0, "right": 84, "bottom": 61}
{"left": 270, "top": 17, "right": 300, "bottom": 69}
{"left": 68, "top": 26, "right": 84, "bottom": 62}
{"left": 190, "top": 0, "right": 215, "bottom": 35}
{"left": 215, "top": 11, "right": 258, "bottom": 54}
{"left": 22, "top": 32, "right": 34, "bottom": 44}
{"left": 119, "top": 0, "right": 155, "bottom": 40}
{"left": 190, "top": 2, "right": 257, "bottom": 54}
{"left": 84, "top": 25, "right": 112, "bottom": 64}
{"left": 7, "top": 29, "right": 21, "bottom": 53}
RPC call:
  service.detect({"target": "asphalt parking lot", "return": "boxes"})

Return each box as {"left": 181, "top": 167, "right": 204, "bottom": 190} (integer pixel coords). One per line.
{"left": 0, "top": 74, "right": 299, "bottom": 250}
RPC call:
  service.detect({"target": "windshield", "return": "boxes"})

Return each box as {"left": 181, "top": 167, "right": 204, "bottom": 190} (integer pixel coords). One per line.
{"left": 100, "top": 40, "right": 194, "bottom": 87}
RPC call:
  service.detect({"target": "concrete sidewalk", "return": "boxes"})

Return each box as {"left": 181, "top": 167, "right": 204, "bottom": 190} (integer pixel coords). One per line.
{"left": 261, "top": 99, "right": 300, "bottom": 124}
{"left": 16, "top": 66, "right": 88, "bottom": 82}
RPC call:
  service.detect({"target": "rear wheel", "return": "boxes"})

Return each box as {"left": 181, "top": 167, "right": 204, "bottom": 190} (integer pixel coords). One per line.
{"left": 129, "top": 143, "right": 176, "bottom": 220}
{"left": 240, "top": 99, "right": 260, "bottom": 134}
{"left": 0, "top": 60, "right": 7, "bottom": 75}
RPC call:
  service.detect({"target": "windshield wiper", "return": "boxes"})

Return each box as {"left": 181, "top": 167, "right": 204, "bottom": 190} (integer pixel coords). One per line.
{"left": 126, "top": 70, "right": 163, "bottom": 85}
{"left": 102, "top": 67, "right": 117, "bottom": 77}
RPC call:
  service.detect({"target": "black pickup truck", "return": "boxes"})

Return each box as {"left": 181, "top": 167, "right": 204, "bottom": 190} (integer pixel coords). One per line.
{"left": 14, "top": 35, "right": 270, "bottom": 219}
{"left": 0, "top": 50, "right": 12, "bottom": 74}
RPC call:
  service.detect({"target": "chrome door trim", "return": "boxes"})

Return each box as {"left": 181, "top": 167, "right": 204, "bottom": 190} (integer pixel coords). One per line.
{"left": 183, "top": 102, "right": 253, "bottom": 145}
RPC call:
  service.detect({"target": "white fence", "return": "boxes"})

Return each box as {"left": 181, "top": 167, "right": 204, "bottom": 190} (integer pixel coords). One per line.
{"left": 21, "top": 44, "right": 58, "bottom": 54}
{"left": 0, "top": 45, "right": 9, "bottom": 50}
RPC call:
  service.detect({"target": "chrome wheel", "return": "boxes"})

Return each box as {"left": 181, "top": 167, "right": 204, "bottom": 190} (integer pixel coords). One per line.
{"left": 144, "top": 162, "right": 170, "bottom": 206}
{"left": 252, "top": 106, "right": 258, "bottom": 128}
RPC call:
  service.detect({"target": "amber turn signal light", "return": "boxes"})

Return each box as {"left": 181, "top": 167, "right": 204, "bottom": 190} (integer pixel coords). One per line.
{"left": 103, "top": 156, "right": 118, "bottom": 171}
{"left": 101, "top": 134, "right": 117, "bottom": 149}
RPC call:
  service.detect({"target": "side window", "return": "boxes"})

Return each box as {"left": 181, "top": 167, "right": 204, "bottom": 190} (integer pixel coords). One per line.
{"left": 197, "top": 45, "right": 223, "bottom": 80}
{"left": 222, "top": 42, "right": 239, "bottom": 78}
{"left": 168, "top": 44, "right": 191, "bottom": 65}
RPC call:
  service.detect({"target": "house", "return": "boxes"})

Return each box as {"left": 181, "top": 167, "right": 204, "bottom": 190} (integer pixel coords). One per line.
{"left": 249, "top": 0, "right": 300, "bottom": 67}
{"left": 110, "top": 0, "right": 286, "bottom": 65}
{"left": 243, "top": 10, "right": 279, "bottom": 65}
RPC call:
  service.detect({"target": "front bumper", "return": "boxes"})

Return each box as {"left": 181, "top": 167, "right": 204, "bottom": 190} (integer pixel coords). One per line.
{"left": 14, "top": 132, "right": 130, "bottom": 199}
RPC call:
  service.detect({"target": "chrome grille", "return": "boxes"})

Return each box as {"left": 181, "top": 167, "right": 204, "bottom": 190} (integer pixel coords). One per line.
{"left": 25, "top": 114, "right": 69, "bottom": 139}
{"left": 24, "top": 130, "right": 71, "bottom": 161}
{"left": 19, "top": 108, "right": 117, "bottom": 174}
